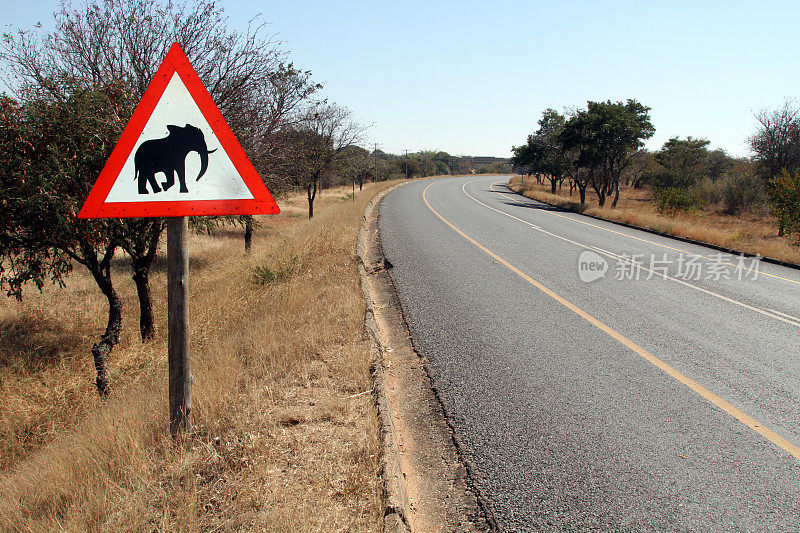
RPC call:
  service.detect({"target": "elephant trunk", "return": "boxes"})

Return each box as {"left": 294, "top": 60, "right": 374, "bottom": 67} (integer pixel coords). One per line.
{"left": 196, "top": 148, "right": 217, "bottom": 181}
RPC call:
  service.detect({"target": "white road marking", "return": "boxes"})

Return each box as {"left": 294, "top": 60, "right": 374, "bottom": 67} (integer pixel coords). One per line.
{"left": 460, "top": 179, "right": 800, "bottom": 330}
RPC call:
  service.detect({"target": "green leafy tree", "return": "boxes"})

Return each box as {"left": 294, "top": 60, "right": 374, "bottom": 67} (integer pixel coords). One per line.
{"left": 648, "top": 137, "right": 711, "bottom": 188}
{"left": 399, "top": 154, "right": 421, "bottom": 178}
{"left": 583, "top": 100, "right": 655, "bottom": 207}
{"left": 0, "top": 85, "right": 132, "bottom": 396}
{"left": 558, "top": 108, "right": 600, "bottom": 205}
{"left": 717, "top": 162, "right": 765, "bottom": 215}
{"left": 336, "top": 145, "right": 372, "bottom": 190}
{"left": 623, "top": 149, "right": 658, "bottom": 189}
{"left": 511, "top": 141, "right": 537, "bottom": 177}
{"left": 417, "top": 151, "right": 438, "bottom": 177}
{"left": 434, "top": 160, "right": 450, "bottom": 175}
{"left": 704, "top": 149, "right": 736, "bottom": 182}
{"left": 433, "top": 151, "right": 452, "bottom": 175}
{"left": 533, "top": 109, "right": 568, "bottom": 193}
{"left": 768, "top": 169, "right": 800, "bottom": 239}
{"left": 1, "top": 0, "right": 312, "bottom": 393}
{"left": 481, "top": 161, "right": 510, "bottom": 174}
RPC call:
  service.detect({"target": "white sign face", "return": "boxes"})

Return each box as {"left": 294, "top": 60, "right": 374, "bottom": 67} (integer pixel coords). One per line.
{"left": 104, "top": 73, "right": 254, "bottom": 203}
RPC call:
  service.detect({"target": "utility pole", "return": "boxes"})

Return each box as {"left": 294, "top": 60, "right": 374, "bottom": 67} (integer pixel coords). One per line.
{"left": 373, "top": 143, "right": 379, "bottom": 183}
{"left": 404, "top": 149, "right": 409, "bottom": 179}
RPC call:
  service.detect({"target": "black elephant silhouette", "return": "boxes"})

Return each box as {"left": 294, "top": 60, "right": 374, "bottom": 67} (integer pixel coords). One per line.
{"left": 134, "top": 124, "right": 217, "bottom": 194}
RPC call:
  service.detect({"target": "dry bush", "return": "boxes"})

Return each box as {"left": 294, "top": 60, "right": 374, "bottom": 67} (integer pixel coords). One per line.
{"left": 0, "top": 182, "right": 393, "bottom": 531}
{"left": 509, "top": 176, "right": 800, "bottom": 265}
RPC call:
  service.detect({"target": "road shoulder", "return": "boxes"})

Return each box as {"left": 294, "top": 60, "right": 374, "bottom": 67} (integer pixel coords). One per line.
{"left": 359, "top": 184, "right": 491, "bottom": 532}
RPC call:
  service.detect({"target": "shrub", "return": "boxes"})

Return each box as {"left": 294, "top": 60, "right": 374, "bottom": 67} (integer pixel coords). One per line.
{"left": 769, "top": 169, "right": 800, "bottom": 238}
{"left": 719, "top": 170, "right": 766, "bottom": 215}
{"left": 697, "top": 171, "right": 766, "bottom": 215}
{"left": 696, "top": 177, "right": 722, "bottom": 207}
{"left": 253, "top": 255, "right": 298, "bottom": 285}
{"left": 652, "top": 186, "right": 703, "bottom": 214}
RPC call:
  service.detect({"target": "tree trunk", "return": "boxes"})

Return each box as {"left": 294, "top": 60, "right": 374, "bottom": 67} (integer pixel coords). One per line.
{"left": 127, "top": 221, "right": 162, "bottom": 343}
{"left": 244, "top": 215, "right": 253, "bottom": 252}
{"left": 779, "top": 219, "right": 785, "bottom": 237}
{"left": 78, "top": 242, "right": 123, "bottom": 397}
{"left": 591, "top": 174, "right": 606, "bottom": 207}
{"left": 550, "top": 178, "right": 557, "bottom": 194}
{"left": 578, "top": 184, "right": 587, "bottom": 205}
{"left": 307, "top": 179, "right": 317, "bottom": 219}
{"left": 611, "top": 178, "right": 621, "bottom": 209}
{"left": 132, "top": 268, "right": 155, "bottom": 341}
{"left": 91, "top": 271, "right": 122, "bottom": 397}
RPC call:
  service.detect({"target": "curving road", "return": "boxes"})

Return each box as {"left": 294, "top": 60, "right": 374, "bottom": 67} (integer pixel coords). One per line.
{"left": 379, "top": 175, "right": 800, "bottom": 531}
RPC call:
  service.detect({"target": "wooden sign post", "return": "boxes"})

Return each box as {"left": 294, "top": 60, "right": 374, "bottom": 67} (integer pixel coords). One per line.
{"left": 167, "top": 216, "right": 191, "bottom": 433}
{"left": 79, "top": 43, "right": 279, "bottom": 437}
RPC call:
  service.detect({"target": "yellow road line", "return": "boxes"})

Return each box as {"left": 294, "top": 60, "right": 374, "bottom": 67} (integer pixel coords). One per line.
{"left": 422, "top": 182, "right": 800, "bottom": 462}
{"left": 490, "top": 181, "right": 800, "bottom": 286}
{"left": 460, "top": 181, "right": 800, "bottom": 330}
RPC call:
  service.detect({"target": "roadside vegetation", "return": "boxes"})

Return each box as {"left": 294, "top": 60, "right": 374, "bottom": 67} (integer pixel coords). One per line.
{"left": 0, "top": 183, "right": 392, "bottom": 530}
{"left": 510, "top": 99, "right": 800, "bottom": 264}
{"left": 0, "top": 0, "right": 497, "bottom": 400}
{"left": 0, "top": 0, "right": 475, "bottom": 528}
{"left": 0, "top": 0, "right": 494, "bottom": 528}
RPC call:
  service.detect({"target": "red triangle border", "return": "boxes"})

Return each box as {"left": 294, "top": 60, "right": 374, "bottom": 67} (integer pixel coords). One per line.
{"left": 79, "top": 43, "right": 280, "bottom": 218}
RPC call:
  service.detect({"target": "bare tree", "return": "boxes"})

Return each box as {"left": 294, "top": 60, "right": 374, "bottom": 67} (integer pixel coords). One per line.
{"left": 336, "top": 145, "right": 372, "bottom": 192}
{"left": 2, "top": 0, "right": 283, "bottom": 103}
{"left": 748, "top": 99, "right": 800, "bottom": 236}
{"left": 749, "top": 99, "right": 800, "bottom": 182}
{"left": 623, "top": 149, "right": 655, "bottom": 189}
{"left": 272, "top": 104, "right": 364, "bottom": 218}
{"left": 231, "top": 64, "right": 322, "bottom": 250}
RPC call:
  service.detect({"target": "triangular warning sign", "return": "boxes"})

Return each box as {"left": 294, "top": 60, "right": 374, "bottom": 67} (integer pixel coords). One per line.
{"left": 79, "top": 43, "right": 280, "bottom": 218}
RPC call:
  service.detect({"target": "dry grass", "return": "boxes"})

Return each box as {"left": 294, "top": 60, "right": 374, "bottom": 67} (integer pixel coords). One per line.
{"left": 508, "top": 176, "right": 800, "bottom": 265}
{"left": 0, "top": 182, "right": 397, "bottom": 531}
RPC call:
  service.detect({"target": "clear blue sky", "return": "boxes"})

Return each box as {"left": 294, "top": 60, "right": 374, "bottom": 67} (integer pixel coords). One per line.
{"left": 3, "top": 0, "right": 799, "bottom": 158}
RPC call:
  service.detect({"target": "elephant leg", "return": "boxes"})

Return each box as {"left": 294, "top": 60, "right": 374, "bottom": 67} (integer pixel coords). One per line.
{"left": 161, "top": 169, "right": 175, "bottom": 191}
{"left": 147, "top": 172, "right": 161, "bottom": 193}
{"left": 139, "top": 170, "right": 160, "bottom": 194}
{"left": 177, "top": 166, "right": 188, "bottom": 193}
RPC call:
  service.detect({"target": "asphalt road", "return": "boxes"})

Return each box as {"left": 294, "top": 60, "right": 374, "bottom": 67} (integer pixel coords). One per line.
{"left": 379, "top": 175, "right": 800, "bottom": 532}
